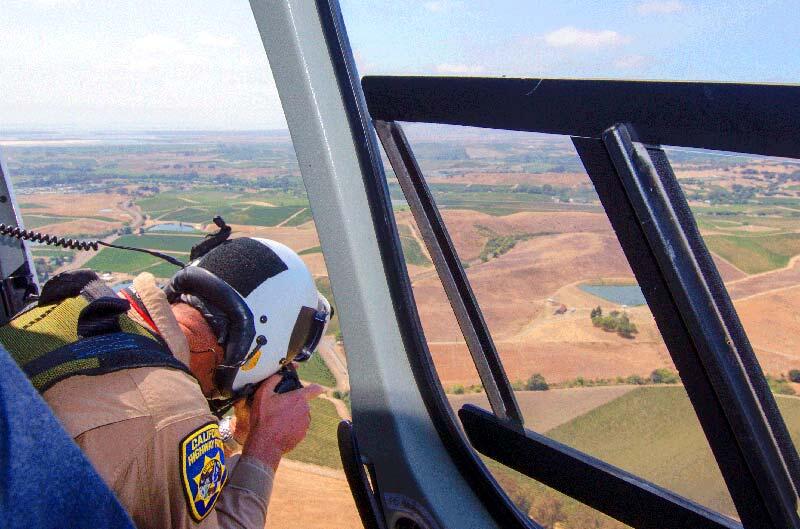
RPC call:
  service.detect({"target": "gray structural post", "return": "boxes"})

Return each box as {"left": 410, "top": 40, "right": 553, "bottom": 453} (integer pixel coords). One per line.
{"left": 248, "top": 1, "right": 502, "bottom": 527}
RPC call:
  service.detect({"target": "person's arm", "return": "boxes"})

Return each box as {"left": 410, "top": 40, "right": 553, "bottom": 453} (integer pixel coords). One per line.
{"left": 214, "top": 454, "right": 274, "bottom": 528}
{"left": 215, "top": 373, "right": 323, "bottom": 529}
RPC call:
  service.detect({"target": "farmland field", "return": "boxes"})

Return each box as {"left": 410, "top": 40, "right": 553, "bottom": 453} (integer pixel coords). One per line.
{"left": 397, "top": 224, "right": 431, "bottom": 267}
{"left": 283, "top": 207, "right": 313, "bottom": 226}
{"left": 285, "top": 397, "right": 342, "bottom": 469}
{"left": 85, "top": 248, "right": 165, "bottom": 273}
{"left": 113, "top": 234, "right": 203, "bottom": 253}
{"left": 297, "top": 353, "right": 337, "bottom": 388}
{"left": 704, "top": 232, "right": 800, "bottom": 274}
{"left": 299, "top": 245, "right": 322, "bottom": 255}
{"left": 480, "top": 386, "right": 800, "bottom": 526}
{"left": 548, "top": 386, "right": 735, "bottom": 515}
{"left": 144, "top": 261, "right": 185, "bottom": 279}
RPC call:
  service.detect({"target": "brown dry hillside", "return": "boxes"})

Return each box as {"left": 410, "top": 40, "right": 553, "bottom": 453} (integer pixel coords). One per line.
{"left": 427, "top": 171, "right": 590, "bottom": 187}
{"left": 266, "top": 460, "right": 362, "bottom": 529}
{"left": 734, "top": 284, "right": 800, "bottom": 375}
{"left": 413, "top": 231, "right": 634, "bottom": 342}
{"left": 430, "top": 339, "right": 670, "bottom": 386}
{"left": 448, "top": 386, "right": 637, "bottom": 432}
{"left": 397, "top": 209, "right": 612, "bottom": 262}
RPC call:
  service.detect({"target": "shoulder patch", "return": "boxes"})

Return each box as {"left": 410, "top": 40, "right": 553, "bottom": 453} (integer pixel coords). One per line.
{"left": 180, "top": 422, "right": 228, "bottom": 522}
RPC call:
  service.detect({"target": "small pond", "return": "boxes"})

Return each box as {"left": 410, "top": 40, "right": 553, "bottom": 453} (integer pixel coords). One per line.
{"left": 148, "top": 223, "right": 197, "bottom": 233}
{"left": 111, "top": 281, "right": 133, "bottom": 293}
{"left": 579, "top": 284, "right": 647, "bottom": 306}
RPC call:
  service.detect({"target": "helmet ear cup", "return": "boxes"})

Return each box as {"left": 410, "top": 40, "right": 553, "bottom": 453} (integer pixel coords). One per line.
{"left": 164, "top": 266, "right": 255, "bottom": 397}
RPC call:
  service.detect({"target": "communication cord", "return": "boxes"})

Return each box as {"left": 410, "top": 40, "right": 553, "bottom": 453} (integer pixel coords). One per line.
{"left": 0, "top": 223, "right": 186, "bottom": 268}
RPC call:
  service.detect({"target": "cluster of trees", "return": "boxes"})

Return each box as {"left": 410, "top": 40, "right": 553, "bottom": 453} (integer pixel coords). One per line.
{"left": 705, "top": 184, "right": 758, "bottom": 204}
{"left": 33, "top": 254, "right": 75, "bottom": 283}
{"left": 449, "top": 383, "right": 484, "bottom": 395}
{"left": 550, "top": 369, "right": 680, "bottom": 389}
{"left": 512, "top": 183, "right": 562, "bottom": 196}
{"left": 590, "top": 307, "right": 638, "bottom": 338}
{"left": 480, "top": 233, "right": 532, "bottom": 262}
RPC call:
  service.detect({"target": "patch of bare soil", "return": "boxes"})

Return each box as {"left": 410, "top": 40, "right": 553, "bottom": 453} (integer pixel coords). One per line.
{"left": 229, "top": 224, "right": 320, "bottom": 251}
{"left": 712, "top": 254, "right": 747, "bottom": 282}
{"left": 734, "top": 284, "right": 800, "bottom": 375}
{"left": 22, "top": 192, "right": 132, "bottom": 222}
{"left": 37, "top": 219, "right": 122, "bottom": 237}
{"left": 430, "top": 340, "right": 672, "bottom": 386}
{"left": 265, "top": 460, "right": 362, "bottom": 529}
{"left": 413, "top": 231, "right": 634, "bottom": 342}
{"left": 427, "top": 171, "right": 590, "bottom": 187}
{"left": 726, "top": 256, "right": 800, "bottom": 300}
{"left": 448, "top": 385, "right": 637, "bottom": 432}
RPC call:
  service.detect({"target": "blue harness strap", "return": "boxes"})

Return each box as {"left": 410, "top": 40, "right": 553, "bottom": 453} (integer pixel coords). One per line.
{"left": 22, "top": 332, "right": 193, "bottom": 393}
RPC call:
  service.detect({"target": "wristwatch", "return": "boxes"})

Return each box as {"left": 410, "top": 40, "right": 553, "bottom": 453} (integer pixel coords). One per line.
{"left": 218, "top": 416, "right": 241, "bottom": 452}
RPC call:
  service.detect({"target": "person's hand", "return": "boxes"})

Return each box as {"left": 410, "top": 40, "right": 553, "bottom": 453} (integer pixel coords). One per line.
{"left": 240, "top": 373, "right": 324, "bottom": 471}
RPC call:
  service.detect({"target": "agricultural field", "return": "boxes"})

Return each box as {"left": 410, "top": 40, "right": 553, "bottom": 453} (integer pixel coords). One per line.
{"left": 299, "top": 245, "right": 322, "bottom": 256}
{"left": 84, "top": 249, "right": 177, "bottom": 275}
{"left": 297, "top": 353, "right": 337, "bottom": 388}
{"left": 703, "top": 232, "right": 800, "bottom": 274}
{"left": 397, "top": 224, "right": 431, "bottom": 267}
{"left": 285, "top": 397, "right": 343, "bottom": 470}
{"left": 479, "top": 386, "right": 800, "bottom": 527}
{"left": 113, "top": 234, "right": 203, "bottom": 253}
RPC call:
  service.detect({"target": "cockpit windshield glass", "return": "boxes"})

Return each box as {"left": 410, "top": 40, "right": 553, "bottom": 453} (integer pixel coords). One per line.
{"left": 340, "top": 0, "right": 798, "bottom": 84}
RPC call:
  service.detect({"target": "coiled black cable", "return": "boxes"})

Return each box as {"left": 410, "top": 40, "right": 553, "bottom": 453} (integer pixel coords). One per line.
{"left": 0, "top": 223, "right": 99, "bottom": 251}
{"left": 0, "top": 223, "right": 186, "bottom": 268}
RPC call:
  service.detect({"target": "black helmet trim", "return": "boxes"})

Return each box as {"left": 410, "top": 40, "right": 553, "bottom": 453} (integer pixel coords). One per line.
{"left": 163, "top": 266, "right": 255, "bottom": 397}
{"left": 286, "top": 306, "right": 329, "bottom": 363}
{"left": 197, "top": 238, "right": 288, "bottom": 298}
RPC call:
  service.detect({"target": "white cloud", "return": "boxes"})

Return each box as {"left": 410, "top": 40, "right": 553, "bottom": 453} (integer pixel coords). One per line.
{"left": 543, "top": 27, "right": 629, "bottom": 48}
{"left": 435, "top": 63, "right": 484, "bottom": 75}
{"left": 424, "top": 1, "right": 446, "bottom": 12}
{"left": 636, "top": 1, "right": 685, "bottom": 14}
{"left": 614, "top": 54, "right": 649, "bottom": 69}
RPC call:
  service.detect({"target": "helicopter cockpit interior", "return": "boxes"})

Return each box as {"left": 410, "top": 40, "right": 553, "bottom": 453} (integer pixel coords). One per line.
{"left": 1, "top": 1, "right": 799, "bottom": 528}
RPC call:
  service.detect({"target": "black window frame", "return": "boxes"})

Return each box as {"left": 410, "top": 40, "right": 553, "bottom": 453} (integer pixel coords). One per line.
{"left": 360, "top": 76, "right": 800, "bottom": 529}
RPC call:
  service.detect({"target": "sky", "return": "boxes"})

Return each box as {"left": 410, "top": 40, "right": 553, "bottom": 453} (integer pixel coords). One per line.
{"left": 1, "top": 0, "right": 797, "bottom": 131}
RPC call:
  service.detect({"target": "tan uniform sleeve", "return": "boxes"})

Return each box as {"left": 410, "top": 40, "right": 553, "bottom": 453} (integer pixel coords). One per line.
{"left": 149, "top": 417, "right": 273, "bottom": 529}
{"left": 215, "top": 454, "right": 275, "bottom": 529}
{"left": 80, "top": 414, "right": 271, "bottom": 529}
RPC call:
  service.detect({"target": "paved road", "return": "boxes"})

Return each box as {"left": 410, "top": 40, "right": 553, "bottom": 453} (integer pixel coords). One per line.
{"left": 317, "top": 336, "right": 349, "bottom": 392}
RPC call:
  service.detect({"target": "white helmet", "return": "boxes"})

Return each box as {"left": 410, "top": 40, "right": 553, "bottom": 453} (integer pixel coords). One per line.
{"left": 164, "top": 237, "right": 332, "bottom": 404}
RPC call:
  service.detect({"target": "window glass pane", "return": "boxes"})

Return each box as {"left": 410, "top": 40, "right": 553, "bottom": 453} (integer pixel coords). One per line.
{"left": 0, "top": 3, "right": 357, "bottom": 527}
{"left": 389, "top": 123, "right": 738, "bottom": 523}
{"left": 666, "top": 146, "right": 800, "bottom": 455}
{"left": 341, "top": 0, "right": 798, "bottom": 84}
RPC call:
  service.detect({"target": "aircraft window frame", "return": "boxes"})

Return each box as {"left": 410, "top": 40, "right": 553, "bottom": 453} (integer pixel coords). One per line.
{"left": 363, "top": 76, "right": 800, "bottom": 529}
{"left": 316, "top": 4, "right": 539, "bottom": 526}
